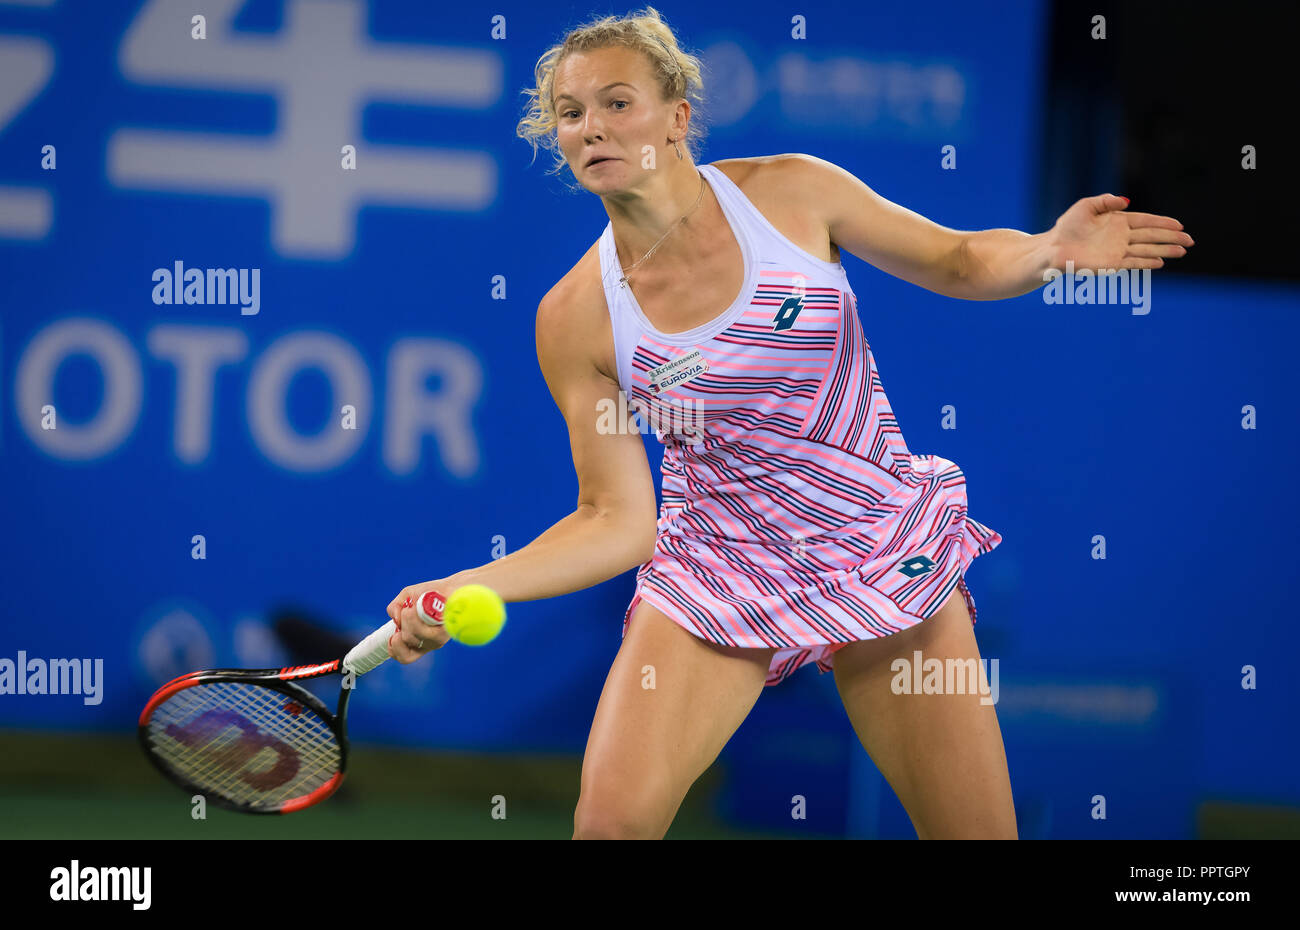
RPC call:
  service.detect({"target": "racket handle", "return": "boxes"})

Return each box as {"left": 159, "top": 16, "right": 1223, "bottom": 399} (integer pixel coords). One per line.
{"left": 343, "top": 620, "right": 397, "bottom": 675}
{"left": 343, "top": 590, "right": 447, "bottom": 675}
{"left": 415, "top": 590, "right": 447, "bottom": 625}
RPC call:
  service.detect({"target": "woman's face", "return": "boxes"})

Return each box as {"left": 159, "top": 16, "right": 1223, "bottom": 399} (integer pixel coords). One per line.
{"left": 552, "top": 45, "right": 675, "bottom": 191}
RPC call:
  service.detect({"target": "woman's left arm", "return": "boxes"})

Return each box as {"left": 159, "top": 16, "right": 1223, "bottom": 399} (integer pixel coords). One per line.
{"left": 784, "top": 154, "right": 1193, "bottom": 301}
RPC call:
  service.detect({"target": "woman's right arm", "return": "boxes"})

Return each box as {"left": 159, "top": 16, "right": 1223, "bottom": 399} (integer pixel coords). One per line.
{"left": 442, "top": 286, "right": 658, "bottom": 603}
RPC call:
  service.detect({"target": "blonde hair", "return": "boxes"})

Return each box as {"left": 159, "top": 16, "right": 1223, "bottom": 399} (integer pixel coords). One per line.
{"left": 516, "top": 6, "right": 708, "bottom": 180}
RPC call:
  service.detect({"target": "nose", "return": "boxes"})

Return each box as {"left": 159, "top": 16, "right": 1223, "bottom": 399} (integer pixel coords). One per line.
{"left": 581, "top": 111, "right": 606, "bottom": 143}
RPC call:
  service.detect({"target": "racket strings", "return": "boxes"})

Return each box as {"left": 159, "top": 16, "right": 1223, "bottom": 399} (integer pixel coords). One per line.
{"left": 145, "top": 680, "right": 342, "bottom": 810}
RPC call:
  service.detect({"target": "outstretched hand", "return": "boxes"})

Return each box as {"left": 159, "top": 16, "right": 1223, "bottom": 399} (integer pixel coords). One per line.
{"left": 1050, "top": 194, "right": 1194, "bottom": 272}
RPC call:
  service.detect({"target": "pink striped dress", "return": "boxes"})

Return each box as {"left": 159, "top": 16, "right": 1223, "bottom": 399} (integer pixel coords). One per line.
{"left": 600, "top": 162, "right": 1002, "bottom": 686}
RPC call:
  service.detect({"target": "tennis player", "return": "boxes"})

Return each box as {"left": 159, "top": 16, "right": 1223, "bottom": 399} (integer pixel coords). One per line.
{"left": 385, "top": 7, "right": 1192, "bottom": 839}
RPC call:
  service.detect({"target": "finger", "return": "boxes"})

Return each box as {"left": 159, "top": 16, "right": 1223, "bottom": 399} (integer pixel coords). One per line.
{"left": 1125, "top": 243, "right": 1186, "bottom": 259}
{"left": 388, "top": 627, "right": 418, "bottom": 664}
{"left": 397, "top": 604, "right": 435, "bottom": 649}
{"left": 1128, "top": 227, "right": 1194, "bottom": 246}
{"left": 394, "top": 593, "right": 416, "bottom": 631}
{"left": 1124, "top": 212, "right": 1184, "bottom": 231}
{"left": 1088, "top": 193, "right": 1128, "bottom": 214}
{"left": 392, "top": 615, "right": 434, "bottom": 661}
{"left": 1117, "top": 257, "right": 1165, "bottom": 269}
{"left": 405, "top": 596, "right": 440, "bottom": 631}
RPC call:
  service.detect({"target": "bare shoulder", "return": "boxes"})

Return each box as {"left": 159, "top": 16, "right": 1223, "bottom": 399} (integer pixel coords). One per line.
{"left": 708, "top": 154, "right": 842, "bottom": 263}
{"left": 537, "top": 239, "right": 619, "bottom": 386}
{"left": 709, "top": 153, "right": 834, "bottom": 191}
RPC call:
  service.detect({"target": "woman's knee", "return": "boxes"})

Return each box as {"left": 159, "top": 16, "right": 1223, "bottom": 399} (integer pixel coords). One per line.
{"left": 572, "top": 784, "right": 676, "bottom": 839}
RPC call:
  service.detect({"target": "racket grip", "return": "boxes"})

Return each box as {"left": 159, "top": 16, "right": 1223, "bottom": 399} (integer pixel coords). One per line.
{"left": 415, "top": 590, "right": 447, "bottom": 625}
{"left": 343, "top": 620, "right": 397, "bottom": 675}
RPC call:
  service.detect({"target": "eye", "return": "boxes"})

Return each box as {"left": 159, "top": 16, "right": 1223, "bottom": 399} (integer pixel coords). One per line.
{"left": 611, "top": 100, "right": 628, "bottom": 110}
{"left": 561, "top": 109, "right": 579, "bottom": 119}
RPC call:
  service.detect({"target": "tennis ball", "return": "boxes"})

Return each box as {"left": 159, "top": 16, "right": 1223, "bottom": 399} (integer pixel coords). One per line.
{"left": 442, "top": 584, "right": 507, "bottom": 646}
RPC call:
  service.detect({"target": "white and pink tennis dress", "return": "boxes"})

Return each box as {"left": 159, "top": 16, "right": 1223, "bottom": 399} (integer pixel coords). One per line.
{"left": 599, "top": 162, "right": 1002, "bottom": 686}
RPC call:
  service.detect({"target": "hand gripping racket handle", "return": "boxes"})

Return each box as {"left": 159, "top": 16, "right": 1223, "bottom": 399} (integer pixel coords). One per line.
{"left": 342, "top": 591, "right": 448, "bottom": 675}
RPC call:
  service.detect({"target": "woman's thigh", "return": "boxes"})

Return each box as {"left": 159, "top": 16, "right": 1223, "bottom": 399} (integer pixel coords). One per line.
{"left": 574, "top": 597, "right": 775, "bottom": 839}
{"left": 831, "top": 583, "right": 1018, "bottom": 839}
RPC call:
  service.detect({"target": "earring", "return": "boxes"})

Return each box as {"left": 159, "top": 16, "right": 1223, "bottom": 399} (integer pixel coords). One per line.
{"left": 672, "top": 136, "right": 683, "bottom": 160}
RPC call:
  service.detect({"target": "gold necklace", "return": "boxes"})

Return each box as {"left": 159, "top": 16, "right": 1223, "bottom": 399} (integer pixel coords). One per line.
{"left": 618, "top": 171, "right": 706, "bottom": 288}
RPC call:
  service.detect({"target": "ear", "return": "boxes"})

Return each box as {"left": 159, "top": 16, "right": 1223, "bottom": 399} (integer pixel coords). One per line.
{"left": 672, "top": 99, "right": 691, "bottom": 138}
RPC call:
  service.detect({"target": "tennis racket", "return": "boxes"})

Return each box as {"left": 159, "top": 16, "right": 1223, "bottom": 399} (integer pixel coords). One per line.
{"left": 138, "top": 591, "right": 447, "bottom": 814}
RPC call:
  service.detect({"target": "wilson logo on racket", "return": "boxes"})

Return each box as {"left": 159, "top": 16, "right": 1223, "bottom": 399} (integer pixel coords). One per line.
{"left": 138, "top": 585, "right": 504, "bottom": 814}
{"left": 164, "top": 708, "right": 301, "bottom": 790}
{"left": 137, "top": 610, "right": 425, "bottom": 814}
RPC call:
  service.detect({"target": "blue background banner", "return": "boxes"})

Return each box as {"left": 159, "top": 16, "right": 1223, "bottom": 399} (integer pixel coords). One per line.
{"left": 1, "top": 0, "right": 1294, "bottom": 839}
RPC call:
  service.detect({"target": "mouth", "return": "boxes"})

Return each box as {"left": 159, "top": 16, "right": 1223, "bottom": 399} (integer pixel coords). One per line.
{"left": 587, "top": 157, "right": 618, "bottom": 168}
